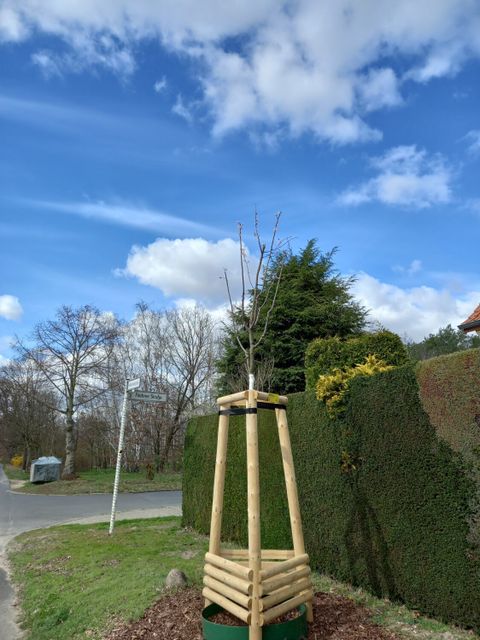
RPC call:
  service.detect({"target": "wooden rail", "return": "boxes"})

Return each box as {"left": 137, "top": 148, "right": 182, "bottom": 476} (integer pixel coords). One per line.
{"left": 261, "top": 591, "right": 313, "bottom": 625}
{"left": 261, "top": 565, "right": 311, "bottom": 595}
{"left": 260, "top": 554, "right": 309, "bottom": 580}
{"left": 220, "top": 549, "right": 294, "bottom": 560}
{"left": 205, "top": 552, "right": 253, "bottom": 581}
{"left": 204, "top": 563, "right": 252, "bottom": 595}
{"left": 260, "top": 577, "right": 312, "bottom": 611}
{"left": 203, "top": 576, "right": 252, "bottom": 609}
{"left": 202, "top": 587, "right": 251, "bottom": 624}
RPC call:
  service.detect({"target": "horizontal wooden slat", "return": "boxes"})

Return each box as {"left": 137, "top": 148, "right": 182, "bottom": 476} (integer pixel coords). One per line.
{"left": 216, "top": 391, "right": 248, "bottom": 405}
{"left": 204, "top": 564, "right": 252, "bottom": 595}
{"left": 216, "top": 390, "right": 288, "bottom": 405}
{"left": 261, "top": 566, "right": 311, "bottom": 595}
{"left": 205, "top": 552, "right": 253, "bottom": 581}
{"left": 220, "top": 549, "right": 294, "bottom": 560}
{"left": 261, "top": 590, "right": 313, "bottom": 625}
{"left": 235, "top": 560, "right": 289, "bottom": 569}
{"left": 260, "top": 577, "right": 312, "bottom": 611}
{"left": 202, "top": 587, "right": 250, "bottom": 624}
{"left": 203, "top": 576, "right": 251, "bottom": 609}
{"left": 260, "top": 554, "right": 309, "bottom": 580}
{"left": 220, "top": 548, "right": 249, "bottom": 559}
{"left": 255, "top": 391, "right": 288, "bottom": 404}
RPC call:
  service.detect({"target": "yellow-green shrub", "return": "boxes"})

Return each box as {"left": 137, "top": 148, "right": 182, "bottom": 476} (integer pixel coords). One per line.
{"left": 305, "top": 330, "right": 407, "bottom": 389}
{"left": 316, "top": 354, "right": 393, "bottom": 416}
{"left": 10, "top": 454, "right": 23, "bottom": 468}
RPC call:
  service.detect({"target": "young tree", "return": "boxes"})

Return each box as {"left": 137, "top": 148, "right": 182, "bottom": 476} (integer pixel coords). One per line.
{"left": 218, "top": 240, "right": 367, "bottom": 393}
{"left": 15, "top": 305, "right": 120, "bottom": 478}
{"left": 222, "top": 213, "right": 285, "bottom": 391}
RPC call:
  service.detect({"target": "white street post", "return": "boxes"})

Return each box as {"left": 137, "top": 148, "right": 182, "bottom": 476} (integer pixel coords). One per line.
{"left": 109, "top": 378, "right": 139, "bottom": 535}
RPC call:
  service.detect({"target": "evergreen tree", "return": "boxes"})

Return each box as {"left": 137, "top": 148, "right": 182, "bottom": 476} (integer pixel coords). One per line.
{"left": 218, "top": 240, "right": 367, "bottom": 394}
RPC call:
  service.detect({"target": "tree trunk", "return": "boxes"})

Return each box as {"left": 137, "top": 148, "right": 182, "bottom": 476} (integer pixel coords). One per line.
{"left": 158, "top": 423, "right": 177, "bottom": 472}
{"left": 22, "top": 444, "right": 29, "bottom": 471}
{"left": 62, "top": 412, "right": 76, "bottom": 478}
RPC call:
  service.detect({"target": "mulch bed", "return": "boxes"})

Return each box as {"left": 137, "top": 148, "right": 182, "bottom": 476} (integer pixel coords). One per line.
{"left": 105, "top": 587, "right": 399, "bottom": 640}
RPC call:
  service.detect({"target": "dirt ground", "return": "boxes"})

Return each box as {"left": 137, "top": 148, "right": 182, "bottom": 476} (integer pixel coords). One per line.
{"left": 105, "top": 587, "right": 399, "bottom": 639}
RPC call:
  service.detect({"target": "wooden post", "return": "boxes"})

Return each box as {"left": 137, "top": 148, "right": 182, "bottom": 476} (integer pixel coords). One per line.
{"left": 246, "top": 390, "right": 261, "bottom": 640}
{"left": 206, "top": 406, "right": 230, "bottom": 606}
{"left": 275, "top": 407, "right": 313, "bottom": 623}
{"left": 204, "top": 391, "right": 314, "bottom": 633}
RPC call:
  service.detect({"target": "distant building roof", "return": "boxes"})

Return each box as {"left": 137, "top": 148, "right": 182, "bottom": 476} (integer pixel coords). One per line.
{"left": 458, "top": 304, "right": 480, "bottom": 333}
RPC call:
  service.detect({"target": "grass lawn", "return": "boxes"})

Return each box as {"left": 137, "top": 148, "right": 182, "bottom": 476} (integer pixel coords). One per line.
{"left": 2, "top": 464, "right": 30, "bottom": 481}
{"left": 8, "top": 517, "right": 207, "bottom": 640}
{"left": 5, "top": 466, "right": 182, "bottom": 494}
{"left": 8, "top": 517, "right": 478, "bottom": 640}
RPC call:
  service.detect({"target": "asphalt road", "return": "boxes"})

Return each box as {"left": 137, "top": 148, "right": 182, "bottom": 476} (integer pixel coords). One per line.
{"left": 0, "top": 463, "right": 182, "bottom": 640}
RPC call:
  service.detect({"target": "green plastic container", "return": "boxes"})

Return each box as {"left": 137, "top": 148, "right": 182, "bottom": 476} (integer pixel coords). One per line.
{"left": 202, "top": 603, "right": 308, "bottom": 640}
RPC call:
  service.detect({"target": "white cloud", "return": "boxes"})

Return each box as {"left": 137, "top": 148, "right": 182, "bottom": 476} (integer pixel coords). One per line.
{"left": 30, "top": 34, "right": 135, "bottom": 78}
{"left": 174, "top": 297, "right": 229, "bottom": 324}
{"left": 0, "top": 295, "right": 23, "bottom": 320}
{"left": 338, "top": 145, "right": 452, "bottom": 208}
{"left": 154, "top": 77, "right": 167, "bottom": 93}
{"left": 352, "top": 272, "right": 480, "bottom": 341}
{"left": 358, "top": 68, "right": 403, "bottom": 112}
{"left": 465, "top": 129, "right": 480, "bottom": 155}
{"left": 393, "top": 259, "right": 423, "bottom": 276}
{"left": 0, "top": 6, "right": 27, "bottom": 41}
{"left": 172, "top": 94, "right": 193, "bottom": 123}
{"left": 31, "top": 50, "right": 63, "bottom": 77}
{"left": 26, "top": 198, "right": 219, "bottom": 236}
{"left": 3, "top": 1, "right": 480, "bottom": 144}
{"left": 119, "top": 237, "right": 250, "bottom": 306}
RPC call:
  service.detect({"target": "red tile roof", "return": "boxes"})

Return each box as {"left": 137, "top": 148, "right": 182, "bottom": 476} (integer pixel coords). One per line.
{"left": 458, "top": 304, "right": 480, "bottom": 332}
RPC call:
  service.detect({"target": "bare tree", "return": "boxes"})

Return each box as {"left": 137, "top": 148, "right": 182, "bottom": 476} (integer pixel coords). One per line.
{"left": 15, "top": 305, "right": 120, "bottom": 478}
{"left": 159, "top": 304, "right": 218, "bottom": 469}
{"left": 0, "top": 360, "right": 60, "bottom": 467}
{"left": 97, "top": 302, "right": 218, "bottom": 472}
{"left": 223, "top": 212, "right": 286, "bottom": 389}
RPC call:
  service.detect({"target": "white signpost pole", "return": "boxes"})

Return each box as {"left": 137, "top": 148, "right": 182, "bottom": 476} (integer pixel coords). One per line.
{"left": 109, "top": 378, "right": 140, "bottom": 535}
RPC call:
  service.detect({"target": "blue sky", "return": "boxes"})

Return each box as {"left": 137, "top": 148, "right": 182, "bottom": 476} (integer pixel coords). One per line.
{"left": 1, "top": 1, "right": 480, "bottom": 360}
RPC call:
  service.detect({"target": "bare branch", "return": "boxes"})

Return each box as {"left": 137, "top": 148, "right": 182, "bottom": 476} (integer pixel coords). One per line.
{"left": 221, "top": 211, "right": 284, "bottom": 382}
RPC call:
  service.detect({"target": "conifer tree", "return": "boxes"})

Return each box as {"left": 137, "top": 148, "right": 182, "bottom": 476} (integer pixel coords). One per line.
{"left": 218, "top": 240, "right": 367, "bottom": 394}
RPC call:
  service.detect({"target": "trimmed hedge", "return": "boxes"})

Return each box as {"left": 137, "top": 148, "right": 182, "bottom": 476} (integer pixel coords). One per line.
{"left": 183, "top": 357, "right": 480, "bottom": 629}
{"left": 183, "top": 409, "right": 291, "bottom": 549}
{"left": 304, "top": 331, "right": 408, "bottom": 390}
{"left": 416, "top": 348, "right": 480, "bottom": 462}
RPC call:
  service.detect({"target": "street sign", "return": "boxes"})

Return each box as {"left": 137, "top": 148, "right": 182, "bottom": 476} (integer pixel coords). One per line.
{"left": 127, "top": 378, "right": 141, "bottom": 391}
{"left": 131, "top": 390, "right": 167, "bottom": 404}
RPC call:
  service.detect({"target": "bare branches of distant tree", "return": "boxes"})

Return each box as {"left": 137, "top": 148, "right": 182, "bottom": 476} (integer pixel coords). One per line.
{"left": 15, "top": 305, "right": 120, "bottom": 478}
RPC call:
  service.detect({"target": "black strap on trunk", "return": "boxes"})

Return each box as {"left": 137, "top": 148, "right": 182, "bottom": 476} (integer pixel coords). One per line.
{"left": 257, "top": 401, "right": 286, "bottom": 411}
{"left": 218, "top": 407, "right": 257, "bottom": 416}
{"left": 218, "top": 402, "right": 286, "bottom": 416}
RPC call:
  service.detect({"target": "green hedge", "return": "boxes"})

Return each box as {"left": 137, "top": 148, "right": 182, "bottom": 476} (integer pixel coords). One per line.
{"left": 183, "top": 409, "right": 291, "bottom": 549}
{"left": 304, "top": 330, "right": 408, "bottom": 390}
{"left": 183, "top": 358, "right": 480, "bottom": 629}
{"left": 416, "top": 348, "right": 480, "bottom": 462}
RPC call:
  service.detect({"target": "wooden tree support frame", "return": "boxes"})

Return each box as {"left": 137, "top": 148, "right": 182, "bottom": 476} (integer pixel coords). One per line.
{"left": 203, "top": 389, "right": 313, "bottom": 640}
